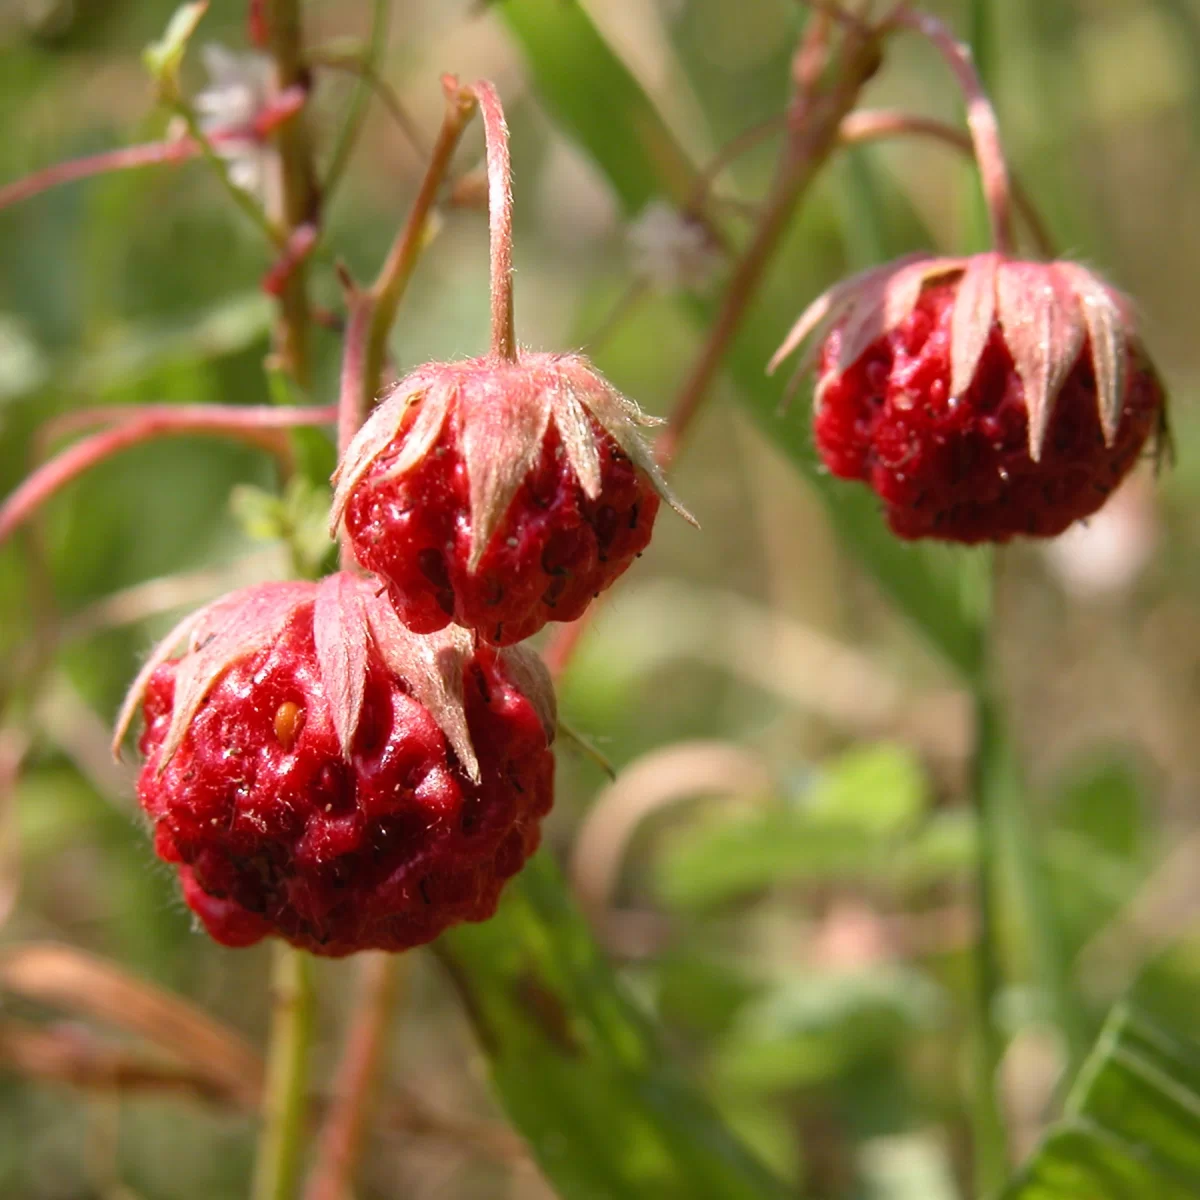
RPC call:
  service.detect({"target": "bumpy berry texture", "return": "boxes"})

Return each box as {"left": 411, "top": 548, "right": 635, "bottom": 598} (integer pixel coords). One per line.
{"left": 345, "top": 407, "right": 659, "bottom": 646}
{"left": 815, "top": 283, "right": 1163, "bottom": 541}
{"left": 331, "top": 352, "right": 694, "bottom": 646}
{"left": 770, "top": 254, "right": 1167, "bottom": 544}
{"left": 122, "top": 577, "right": 555, "bottom": 956}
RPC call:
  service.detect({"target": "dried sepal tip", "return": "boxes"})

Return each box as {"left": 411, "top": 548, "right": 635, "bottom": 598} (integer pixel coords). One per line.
{"left": 770, "top": 252, "right": 1142, "bottom": 457}
{"left": 113, "top": 574, "right": 493, "bottom": 784}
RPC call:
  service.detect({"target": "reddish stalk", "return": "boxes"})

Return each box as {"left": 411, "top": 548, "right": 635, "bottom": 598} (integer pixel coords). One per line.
{"left": 366, "top": 77, "right": 479, "bottom": 391}
{"left": 467, "top": 81, "right": 517, "bottom": 361}
{"left": 887, "top": 8, "right": 1015, "bottom": 255}
{"left": 0, "top": 141, "right": 199, "bottom": 214}
{"left": 311, "top": 76, "right": 505, "bottom": 1200}
{"left": 0, "top": 84, "right": 305, "bottom": 219}
{"left": 308, "top": 50, "right": 430, "bottom": 160}
{"left": 545, "top": 22, "right": 883, "bottom": 676}
{"left": 264, "top": 0, "right": 320, "bottom": 386}
{"left": 302, "top": 954, "right": 400, "bottom": 1200}
{"left": 0, "top": 405, "right": 335, "bottom": 548}
{"left": 838, "top": 108, "right": 1055, "bottom": 257}
{"left": 336, "top": 293, "right": 375, "bottom": 466}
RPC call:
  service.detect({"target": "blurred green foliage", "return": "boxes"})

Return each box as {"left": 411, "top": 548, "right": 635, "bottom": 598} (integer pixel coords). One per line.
{"left": 3, "top": 0, "right": 1200, "bottom": 1197}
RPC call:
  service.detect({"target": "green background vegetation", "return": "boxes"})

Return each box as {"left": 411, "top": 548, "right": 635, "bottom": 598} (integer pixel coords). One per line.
{"left": 4, "top": 0, "right": 1200, "bottom": 1196}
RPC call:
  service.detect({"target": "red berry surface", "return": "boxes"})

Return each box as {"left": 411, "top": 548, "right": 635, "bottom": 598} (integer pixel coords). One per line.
{"left": 136, "top": 601, "right": 554, "bottom": 956}
{"left": 344, "top": 406, "right": 660, "bottom": 646}
{"left": 814, "top": 282, "right": 1164, "bottom": 542}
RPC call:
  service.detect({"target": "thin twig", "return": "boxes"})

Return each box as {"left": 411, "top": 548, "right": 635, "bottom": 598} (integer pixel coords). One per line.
{"left": 304, "top": 954, "right": 402, "bottom": 1200}
{"left": 171, "top": 103, "right": 287, "bottom": 247}
{"left": 886, "top": 8, "right": 1015, "bottom": 255}
{"left": 469, "top": 81, "right": 517, "bottom": 362}
{"left": 366, "top": 77, "right": 479, "bottom": 392}
{"left": 838, "top": 108, "right": 1055, "bottom": 257}
{"left": 319, "top": 0, "right": 397, "bottom": 202}
{"left": 264, "top": 0, "right": 320, "bottom": 386}
{"left": 0, "top": 405, "right": 336, "bottom": 548}
{"left": 968, "top": 692, "right": 1013, "bottom": 1196}
{"left": 0, "top": 1013, "right": 524, "bottom": 1162}
{"left": 0, "top": 140, "right": 198, "bottom": 214}
{"left": 0, "top": 943, "right": 262, "bottom": 1108}
{"left": 657, "top": 28, "right": 882, "bottom": 468}
{"left": 544, "top": 30, "right": 882, "bottom": 677}
{"left": 252, "top": 946, "right": 315, "bottom": 1200}
{"left": 336, "top": 292, "right": 376, "bottom": 466}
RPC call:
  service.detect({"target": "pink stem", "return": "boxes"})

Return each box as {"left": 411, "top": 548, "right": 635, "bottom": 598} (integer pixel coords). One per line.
{"left": 2, "top": 405, "right": 336, "bottom": 548}
{"left": 888, "top": 8, "right": 1015, "bottom": 255}
{"left": 302, "top": 954, "right": 397, "bottom": 1200}
{"left": 0, "top": 96, "right": 305, "bottom": 219}
{"left": 837, "top": 108, "right": 1055, "bottom": 258}
{"left": 337, "top": 295, "right": 374, "bottom": 462}
{"left": 0, "top": 141, "right": 199, "bottom": 214}
{"left": 466, "top": 81, "right": 517, "bottom": 362}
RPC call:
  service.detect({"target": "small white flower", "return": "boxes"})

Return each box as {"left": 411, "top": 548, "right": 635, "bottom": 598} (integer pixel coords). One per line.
{"left": 195, "top": 44, "right": 276, "bottom": 198}
{"left": 626, "top": 201, "right": 721, "bottom": 292}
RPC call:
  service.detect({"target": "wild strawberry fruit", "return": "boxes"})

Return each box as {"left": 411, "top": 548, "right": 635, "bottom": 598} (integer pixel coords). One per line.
{"left": 330, "top": 351, "right": 695, "bottom": 646}
{"left": 113, "top": 574, "right": 556, "bottom": 956}
{"left": 769, "top": 253, "right": 1167, "bottom": 543}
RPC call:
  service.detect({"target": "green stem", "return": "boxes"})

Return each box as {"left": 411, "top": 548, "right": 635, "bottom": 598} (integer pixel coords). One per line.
{"left": 172, "top": 103, "right": 285, "bottom": 246}
{"left": 970, "top": 685, "right": 1012, "bottom": 1199}
{"left": 252, "top": 945, "right": 315, "bottom": 1200}
{"left": 266, "top": 0, "right": 320, "bottom": 388}
{"left": 303, "top": 953, "right": 402, "bottom": 1200}
{"left": 321, "top": 0, "right": 392, "bottom": 206}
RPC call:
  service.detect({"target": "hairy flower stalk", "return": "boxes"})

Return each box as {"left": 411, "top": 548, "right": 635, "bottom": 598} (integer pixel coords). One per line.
{"left": 770, "top": 11, "right": 1167, "bottom": 543}
{"left": 0, "top": 405, "right": 336, "bottom": 549}
{"left": 332, "top": 80, "right": 695, "bottom": 646}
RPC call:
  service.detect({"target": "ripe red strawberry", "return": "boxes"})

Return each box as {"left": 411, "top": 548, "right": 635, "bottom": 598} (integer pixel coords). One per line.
{"left": 331, "top": 351, "right": 695, "bottom": 646}
{"left": 769, "top": 254, "right": 1167, "bottom": 542}
{"left": 113, "top": 574, "right": 556, "bottom": 956}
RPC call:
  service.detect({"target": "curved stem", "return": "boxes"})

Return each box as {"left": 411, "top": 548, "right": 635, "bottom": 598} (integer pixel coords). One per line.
{"left": 887, "top": 8, "right": 1015, "bottom": 255}
{"left": 265, "top": 0, "right": 320, "bottom": 386}
{"left": 367, "top": 78, "right": 479, "bottom": 390}
{"left": 0, "top": 405, "right": 335, "bottom": 548}
{"left": 252, "top": 946, "right": 314, "bottom": 1200}
{"left": 336, "top": 292, "right": 375, "bottom": 572}
{"left": 466, "top": 81, "right": 517, "bottom": 362}
{"left": 969, "top": 689, "right": 1012, "bottom": 1198}
{"left": 336, "top": 296, "right": 374, "bottom": 464}
{"left": 172, "top": 102, "right": 287, "bottom": 248}
{"left": 838, "top": 109, "right": 1055, "bottom": 257}
{"left": 0, "top": 141, "right": 198, "bottom": 214}
{"left": 545, "top": 25, "right": 882, "bottom": 675}
{"left": 684, "top": 113, "right": 787, "bottom": 224}
{"left": 303, "top": 953, "right": 402, "bottom": 1200}
{"left": 319, "top": 0, "right": 396, "bottom": 205}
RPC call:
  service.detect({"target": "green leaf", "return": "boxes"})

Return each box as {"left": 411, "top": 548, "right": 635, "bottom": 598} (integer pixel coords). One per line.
{"left": 500, "top": 1, "right": 696, "bottom": 213}
{"left": 714, "top": 968, "right": 945, "bottom": 1094}
{"left": 805, "top": 742, "right": 928, "bottom": 837}
{"left": 658, "top": 811, "right": 876, "bottom": 911}
{"left": 144, "top": 2, "right": 209, "bottom": 95}
{"left": 229, "top": 476, "right": 334, "bottom": 580}
{"left": 437, "top": 852, "right": 790, "bottom": 1200}
{"left": 656, "top": 745, "right": 930, "bottom": 910}
{"left": 501, "top": 0, "right": 984, "bottom": 676}
{"left": 1007, "top": 1007, "right": 1200, "bottom": 1199}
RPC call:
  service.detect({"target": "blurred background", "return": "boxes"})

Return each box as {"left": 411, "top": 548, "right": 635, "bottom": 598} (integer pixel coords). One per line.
{"left": 2, "top": 0, "right": 1200, "bottom": 1196}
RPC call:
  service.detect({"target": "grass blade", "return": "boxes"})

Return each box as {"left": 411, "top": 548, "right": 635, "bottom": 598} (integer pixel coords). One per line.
{"left": 438, "top": 853, "right": 790, "bottom": 1200}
